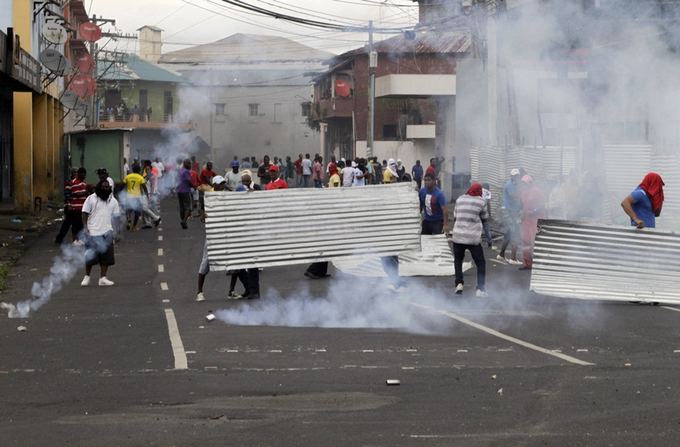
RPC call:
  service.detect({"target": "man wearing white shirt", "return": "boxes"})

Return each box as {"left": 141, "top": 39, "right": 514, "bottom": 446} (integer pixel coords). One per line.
{"left": 80, "top": 180, "right": 121, "bottom": 287}
{"left": 341, "top": 161, "right": 355, "bottom": 187}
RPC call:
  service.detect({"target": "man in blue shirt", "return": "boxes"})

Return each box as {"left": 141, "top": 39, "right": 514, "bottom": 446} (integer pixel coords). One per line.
{"left": 412, "top": 160, "right": 424, "bottom": 190}
{"left": 498, "top": 168, "right": 522, "bottom": 264}
{"left": 621, "top": 172, "right": 665, "bottom": 229}
{"left": 419, "top": 173, "right": 448, "bottom": 234}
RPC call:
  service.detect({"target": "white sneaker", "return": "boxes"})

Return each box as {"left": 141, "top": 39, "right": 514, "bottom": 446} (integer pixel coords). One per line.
{"left": 80, "top": 275, "right": 90, "bottom": 287}
{"left": 455, "top": 283, "right": 464, "bottom": 295}
{"left": 475, "top": 289, "right": 488, "bottom": 298}
{"left": 98, "top": 277, "right": 114, "bottom": 286}
{"left": 495, "top": 255, "right": 506, "bottom": 262}
{"left": 506, "top": 258, "right": 522, "bottom": 265}
{"left": 227, "top": 291, "right": 242, "bottom": 300}
{"left": 196, "top": 292, "right": 205, "bottom": 302}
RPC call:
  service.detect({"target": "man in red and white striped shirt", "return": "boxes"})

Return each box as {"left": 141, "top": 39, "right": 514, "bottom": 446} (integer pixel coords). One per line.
{"left": 57, "top": 167, "right": 88, "bottom": 243}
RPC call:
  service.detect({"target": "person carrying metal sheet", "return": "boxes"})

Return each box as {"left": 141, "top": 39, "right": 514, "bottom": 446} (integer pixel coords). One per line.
{"left": 621, "top": 172, "right": 665, "bottom": 229}
{"left": 519, "top": 175, "right": 546, "bottom": 270}
{"left": 452, "top": 182, "right": 489, "bottom": 297}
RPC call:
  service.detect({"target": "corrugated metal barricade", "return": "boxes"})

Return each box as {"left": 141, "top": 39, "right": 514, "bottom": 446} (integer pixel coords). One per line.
{"left": 204, "top": 183, "right": 421, "bottom": 271}
{"left": 530, "top": 219, "right": 680, "bottom": 304}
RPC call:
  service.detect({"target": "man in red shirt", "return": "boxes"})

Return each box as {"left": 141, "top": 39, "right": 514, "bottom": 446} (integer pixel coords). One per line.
{"left": 265, "top": 165, "right": 288, "bottom": 190}
{"left": 200, "top": 161, "right": 216, "bottom": 185}
{"left": 294, "top": 153, "right": 303, "bottom": 187}
{"left": 55, "top": 167, "right": 88, "bottom": 243}
{"left": 425, "top": 158, "right": 437, "bottom": 178}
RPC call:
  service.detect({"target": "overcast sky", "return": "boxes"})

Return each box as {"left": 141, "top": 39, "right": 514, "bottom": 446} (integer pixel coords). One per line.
{"left": 88, "top": 0, "right": 419, "bottom": 56}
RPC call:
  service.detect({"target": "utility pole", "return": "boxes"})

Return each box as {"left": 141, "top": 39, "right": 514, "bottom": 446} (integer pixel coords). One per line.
{"left": 88, "top": 15, "right": 136, "bottom": 129}
{"left": 367, "top": 20, "right": 377, "bottom": 159}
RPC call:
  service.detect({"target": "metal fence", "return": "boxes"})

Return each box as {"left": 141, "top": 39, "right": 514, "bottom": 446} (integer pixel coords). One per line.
{"left": 530, "top": 219, "right": 680, "bottom": 304}
{"left": 204, "top": 183, "right": 422, "bottom": 270}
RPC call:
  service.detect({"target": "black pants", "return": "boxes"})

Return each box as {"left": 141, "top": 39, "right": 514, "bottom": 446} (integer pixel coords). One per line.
{"left": 421, "top": 219, "right": 443, "bottom": 235}
{"left": 415, "top": 178, "right": 422, "bottom": 190}
{"left": 306, "top": 262, "right": 328, "bottom": 277}
{"left": 453, "top": 243, "right": 486, "bottom": 291}
{"left": 381, "top": 256, "right": 401, "bottom": 285}
{"left": 242, "top": 269, "right": 260, "bottom": 295}
{"left": 55, "top": 208, "right": 83, "bottom": 243}
{"left": 177, "top": 192, "right": 192, "bottom": 222}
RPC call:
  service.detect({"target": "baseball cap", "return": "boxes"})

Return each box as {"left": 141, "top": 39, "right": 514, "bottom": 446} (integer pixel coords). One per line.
{"left": 211, "top": 175, "right": 226, "bottom": 185}
{"left": 269, "top": 165, "right": 279, "bottom": 172}
{"left": 510, "top": 168, "right": 520, "bottom": 176}
{"left": 230, "top": 160, "right": 239, "bottom": 168}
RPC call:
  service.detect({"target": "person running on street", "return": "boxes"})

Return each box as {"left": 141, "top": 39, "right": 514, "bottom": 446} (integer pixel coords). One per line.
{"left": 80, "top": 180, "right": 121, "bottom": 287}
{"left": 55, "top": 168, "right": 86, "bottom": 244}
{"left": 419, "top": 173, "right": 448, "bottom": 234}
{"left": 452, "top": 182, "right": 489, "bottom": 297}
{"left": 177, "top": 159, "right": 193, "bottom": 229}
{"left": 621, "top": 172, "right": 665, "bottom": 229}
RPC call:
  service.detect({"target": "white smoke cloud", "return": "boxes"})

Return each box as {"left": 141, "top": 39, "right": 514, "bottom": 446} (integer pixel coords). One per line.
{"left": 2, "top": 242, "right": 86, "bottom": 319}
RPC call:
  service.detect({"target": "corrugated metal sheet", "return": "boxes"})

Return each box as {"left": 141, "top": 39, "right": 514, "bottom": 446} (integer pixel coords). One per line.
{"left": 205, "top": 183, "right": 421, "bottom": 271}
{"left": 331, "top": 235, "right": 455, "bottom": 277}
{"left": 530, "top": 220, "right": 680, "bottom": 304}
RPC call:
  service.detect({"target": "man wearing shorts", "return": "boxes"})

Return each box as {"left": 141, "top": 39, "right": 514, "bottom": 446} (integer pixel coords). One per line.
{"left": 80, "top": 180, "right": 121, "bottom": 287}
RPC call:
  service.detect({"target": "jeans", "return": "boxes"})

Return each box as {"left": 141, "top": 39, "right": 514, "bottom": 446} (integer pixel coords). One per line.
{"left": 421, "top": 219, "right": 443, "bottom": 235}
{"left": 453, "top": 243, "right": 486, "bottom": 291}
{"left": 314, "top": 179, "right": 322, "bottom": 188}
{"left": 302, "top": 174, "right": 311, "bottom": 187}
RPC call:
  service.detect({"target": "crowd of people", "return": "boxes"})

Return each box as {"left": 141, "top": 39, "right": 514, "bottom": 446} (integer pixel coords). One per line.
{"left": 54, "top": 150, "right": 665, "bottom": 303}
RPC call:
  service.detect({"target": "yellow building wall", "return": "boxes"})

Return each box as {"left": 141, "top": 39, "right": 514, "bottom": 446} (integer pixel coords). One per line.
{"left": 12, "top": 0, "right": 65, "bottom": 210}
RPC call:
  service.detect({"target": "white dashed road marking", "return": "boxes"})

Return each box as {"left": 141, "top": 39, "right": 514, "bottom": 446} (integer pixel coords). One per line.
{"left": 160, "top": 282, "right": 169, "bottom": 291}
{"left": 661, "top": 306, "right": 680, "bottom": 313}
{"left": 157, "top": 248, "right": 163, "bottom": 256}
{"left": 158, "top": 235, "right": 163, "bottom": 241}
{"left": 158, "top": 264, "right": 164, "bottom": 273}
{"left": 410, "top": 302, "right": 595, "bottom": 366}
{"left": 163, "top": 309, "right": 188, "bottom": 370}
{"left": 162, "top": 299, "right": 170, "bottom": 303}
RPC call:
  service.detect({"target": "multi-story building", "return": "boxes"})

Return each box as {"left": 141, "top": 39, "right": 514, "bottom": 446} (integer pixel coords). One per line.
{"left": 0, "top": 0, "right": 70, "bottom": 211}
{"left": 311, "top": 31, "right": 469, "bottom": 177}
{"left": 157, "top": 32, "right": 331, "bottom": 168}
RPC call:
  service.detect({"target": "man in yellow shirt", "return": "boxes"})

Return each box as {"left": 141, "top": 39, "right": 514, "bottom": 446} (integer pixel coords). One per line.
{"left": 123, "top": 164, "right": 149, "bottom": 230}
{"left": 383, "top": 158, "right": 399, "bottom": 183}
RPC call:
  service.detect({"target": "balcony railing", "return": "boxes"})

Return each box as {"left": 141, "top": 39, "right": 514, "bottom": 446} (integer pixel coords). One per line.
{"left": 97, "top": 111, "right": 192, "bottom": 130}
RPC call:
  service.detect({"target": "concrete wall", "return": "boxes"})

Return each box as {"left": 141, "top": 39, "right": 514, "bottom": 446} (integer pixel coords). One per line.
{"left": 191, "top": 84, "right": 320, "bottom": 170}
{"left": 356, "top": 139, "right": 436, "bottom": 177}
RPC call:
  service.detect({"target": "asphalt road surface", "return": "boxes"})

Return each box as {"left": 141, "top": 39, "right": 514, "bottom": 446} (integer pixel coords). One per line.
{"left": 1, "top": 200, "right": 680, "bottom": 446}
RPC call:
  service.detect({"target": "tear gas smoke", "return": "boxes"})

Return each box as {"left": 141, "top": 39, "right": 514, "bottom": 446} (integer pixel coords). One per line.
{"left": 2, "top": 242, "right": 86, "bottom": 319}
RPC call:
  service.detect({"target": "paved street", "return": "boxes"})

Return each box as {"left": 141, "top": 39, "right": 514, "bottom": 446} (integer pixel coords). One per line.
{"left": 1, "top": 201, "right": 680, "bottom": 446}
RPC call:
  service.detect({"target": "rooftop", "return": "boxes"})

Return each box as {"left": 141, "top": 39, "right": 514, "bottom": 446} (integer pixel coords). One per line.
{"left": 98, "top": 53, "right": 185, "bottom": 83}
{"left": 158, "top": 33, "right": 335, "bottom": 65}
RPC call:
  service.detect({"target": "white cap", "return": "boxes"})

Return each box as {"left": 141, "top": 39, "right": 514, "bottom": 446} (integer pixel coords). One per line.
{"left": 211, "top": 175, "right": 226, "bottom": 185}
{"left": 510, "top": 168, "right": 520, "bottom": 176}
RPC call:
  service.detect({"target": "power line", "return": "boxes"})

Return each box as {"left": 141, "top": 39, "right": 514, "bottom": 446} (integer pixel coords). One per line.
{"left": 154, "top": 4, "right": 186, "bottom": 26}
{"left": 216, "top": 0, "right": 413, "bottom": 33}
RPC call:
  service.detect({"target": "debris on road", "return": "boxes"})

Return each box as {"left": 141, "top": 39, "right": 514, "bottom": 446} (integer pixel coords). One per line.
{"left": 206, "top": 312, "right": 216, "bottom": 322}
{"left": 17, "top": 325, "right": 27, "bottom": 332}
{"left": 497, "top": 388, "right": 504, "bottom": 396}
{"left": 491, "top": 374, "right": 497, "bottom": 380}
{"left": 386, "top": 379, "right": 400, "bottom": 386}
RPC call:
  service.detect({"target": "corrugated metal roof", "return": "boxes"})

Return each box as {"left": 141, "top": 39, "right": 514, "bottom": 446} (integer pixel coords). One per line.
{"left": 159, "top": 34, "right": 334, "bottom": 65}
{"left": 530, "top": 219, "right": 680, "bottom": 304}
{"left": 99, "top": 54, "right": 185, "bottom": 83}
{"left": 340, "top": 31, "right": 471, "bottom": 58}
{"left": 205, "top": 183, "right": 422, "bottom": 270}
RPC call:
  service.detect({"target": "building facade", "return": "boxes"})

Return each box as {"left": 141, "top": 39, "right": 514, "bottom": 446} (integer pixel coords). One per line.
{"left": 0, "top": 0, "right": 73, "bottom": 211}
{"left": 158, "top": 33, "right": 330, "bottom": 169}
{"left": 311, "top": 31, "right": 468, "bottom": 178}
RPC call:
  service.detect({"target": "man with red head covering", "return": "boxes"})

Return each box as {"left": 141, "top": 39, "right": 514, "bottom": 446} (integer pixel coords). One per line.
{"left": 621, "top": 172, "right": 664, "bottom": 229}
{"left": 265, "top": 165, "right": 288, "bottom": 190}
{"left": 452, "top": 182, "right": 490, "bottom": 297}
{"left": 519, "top": 175, "right": 545, "bottom": 270}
